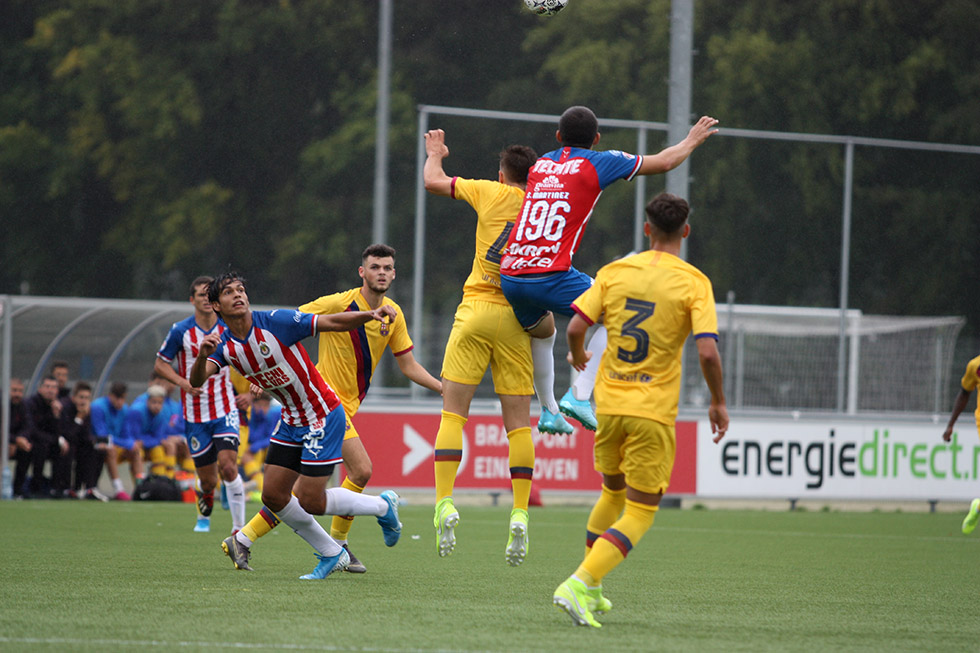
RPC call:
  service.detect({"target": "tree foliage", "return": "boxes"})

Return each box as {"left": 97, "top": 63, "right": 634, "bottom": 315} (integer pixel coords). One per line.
{"left": 1, "top": 0, "right": 977, "bottom": 334}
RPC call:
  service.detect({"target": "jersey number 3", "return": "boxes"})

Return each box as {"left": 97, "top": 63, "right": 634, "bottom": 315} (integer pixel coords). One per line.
{"left": 618, "top": 298, "right": 656, "bottom": 363}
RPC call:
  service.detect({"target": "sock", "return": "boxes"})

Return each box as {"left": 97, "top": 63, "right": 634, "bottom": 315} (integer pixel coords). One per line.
{"left": 584, "top": 484, "right": 627, "bottom": 558}
{"left": 163, "top": 453, "right": 177, "bottom": 478}
{"left": 573, "top": 326, "right": 607, "bottom": 401}
{"left": 275, "top": 495, "right": 342, "bottom": 557}
{"left": 324, "top": 487, "right": 386, "bottom": 517}
{"left": 224, "top": 474, "right": 246, "bottom": 531}
{"left": 239, "top": 505, "right": 280, "bottom": 548}
{"left": 507, "top": 427, "right": 534, "bottom": 511}
{"left": 434, "top": 410, "right": 466, "bottom": 501}
{"left": 531, "top": 333, "right": 559, "bottom": 413}
{"left": 148, "top": 446, "right": 167, "bottom": 476}
{"left": 112, "top": 478, "right": 124, "bottom": 493}
{"left": 578, "top": 499, "right": 657, "bottom": 585}
{"left": 331, "top": 477, "right": 364, "bottom": 541}
{"left": 243, "top": 458, "right": 262, "bottom": 481}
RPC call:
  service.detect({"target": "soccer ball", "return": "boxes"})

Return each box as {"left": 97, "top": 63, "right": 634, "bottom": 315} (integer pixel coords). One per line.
{"left": 524, "top": 0, "right": 568, "bottom": 17}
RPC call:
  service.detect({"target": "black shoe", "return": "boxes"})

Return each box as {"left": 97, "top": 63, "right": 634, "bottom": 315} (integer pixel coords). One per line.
{"left": 342, "top": 543, "right": 367, "bottom": 573}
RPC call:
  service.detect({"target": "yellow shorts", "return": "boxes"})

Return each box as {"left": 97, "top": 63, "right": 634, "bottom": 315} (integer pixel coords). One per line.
{"left": 594, "top": 415, "right": 676, "bottom": 495}
{"left": 343, "top": 411, "right": 360, "bottom": 441}
{"left": 441, "top": 299, "right": 533, "bottom": 395}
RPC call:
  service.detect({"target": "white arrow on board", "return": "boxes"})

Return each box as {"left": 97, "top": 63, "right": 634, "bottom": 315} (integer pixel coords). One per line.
{"left": 403, "top": 424, "right": 433, "bottom": 476}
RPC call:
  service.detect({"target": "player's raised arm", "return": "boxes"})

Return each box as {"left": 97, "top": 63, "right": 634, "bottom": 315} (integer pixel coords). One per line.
{"left": 637, "top": 115, "right": 720, "bottom": 176}
{"left": 423, "top": 129, "right": 453, "bottom": 197}
{"left": 314, "top": 305, "right": 397, "bottom": 333}
{"left": 189, "top": 332, "right": 222, "bottom": 388}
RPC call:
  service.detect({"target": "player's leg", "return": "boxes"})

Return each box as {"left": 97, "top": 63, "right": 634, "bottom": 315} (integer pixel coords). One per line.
{"left": 211, "top": 412, "right": 245, "bottom": 532}
{"left": 562, "top": 324, "right": 605, "bottom": 431}
{"left": 330, "top": 421, "right": 371, "bottom": 573}
{"left": 433, "top": 380, "right": 476, "bottom": 556}
{"left": 104, "top": 443, "right": 129, "bottom": 500}
{"left": 146, "top": 444, "right": 167, "bottom": 477}
{"left": 493, "top": 317, "right": 536, "bottom": 566}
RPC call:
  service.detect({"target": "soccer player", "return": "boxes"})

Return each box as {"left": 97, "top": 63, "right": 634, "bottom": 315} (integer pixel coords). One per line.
{"left": 551, "top": 193, "right": 728, "bottom": 628}
{"left": 239, "top": 392, "right": 280, "bottom": 501}
{"left": 423, "top": 128, "right": 538, "bottom": 565}
{"left": 500, "top": 106, "right": 720, "bottom": 435}
{"left": 125, "top": 384, "right": 173, "bottom": 477}
{"left": 154, "top": 276, "right": 247, "bottom": 534}
{"left": 191, "top": 272, "right": 401, "bottom": 579}
{"left": 941, "top": 354, "right": 980, "bottom": 534}
{"left": 230, "top": 244, "right": 441, "bottom": 573}
{"left": 90, "top": 382, "right": 136, "bottom": 500}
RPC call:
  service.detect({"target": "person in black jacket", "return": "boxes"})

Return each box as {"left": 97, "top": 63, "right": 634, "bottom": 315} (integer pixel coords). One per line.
{"left": 60, "top": 381, "right": 108, "bottom": 501}
{"left": 24, "top": 375, "right": 71, "bottom": 497}
{"left": 4, "top": 378, "right": 31, "bottom": 497}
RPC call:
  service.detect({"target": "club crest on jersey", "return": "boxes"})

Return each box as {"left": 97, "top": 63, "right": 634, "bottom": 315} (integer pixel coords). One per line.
{"left": 259, "top": 342, "right": 271, "bottom": 357}
{"left": 379, "top": 320, "right": 389, "bottom": 336}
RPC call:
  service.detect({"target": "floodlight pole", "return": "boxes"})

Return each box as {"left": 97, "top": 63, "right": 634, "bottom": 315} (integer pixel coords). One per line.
{"left": 372, "top": 0, "right": 393, "bottom": 246}
{"left": 837, "top": 140, "right": 855, "bottom": 413}
{"left": 1, "top": 295, "right": 11, "bottom": 499}
{"left": 667, "top": 0, "right": 694, "bottom": 261}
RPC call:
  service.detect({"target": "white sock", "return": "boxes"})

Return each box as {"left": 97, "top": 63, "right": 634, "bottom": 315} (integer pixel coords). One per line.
{"left": 112, "top": 478, "right": 124, "bottom": 493}
{"left": 325, "top": 487, "right": 387, "bottom": 517}
{"left": 235, "top": 531, "right": 253, "bottom": 548}
{"left": 224, "top": 474, "right": 246, "bottom": 532}
{"left": 531, "top": 332, "right": 559, "bottom": 413}
{"left": 572, "top": 326, "right": 607, "bottom": 401}
{"left": 276, "top": 496, "right": 342, "bottom": 557}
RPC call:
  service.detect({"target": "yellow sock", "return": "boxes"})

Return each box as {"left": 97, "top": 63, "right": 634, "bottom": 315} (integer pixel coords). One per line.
{"left": 507, "top": 427, "right": 534, "bottom": 511}
{"left": 584, "top": 484, "right": 626, "bottom": 558}
{"left": 577, "top": 499, "right": 657, "bottom": 585}
{"left": 331, "top": 477, "right": 364, "bottom": 541}
{"left": 181, "top": 458, "right": 195, "bottom": 474}
{"left": 148, "top": 446, "right": 167, "bottom": 476}
{"left": 434, "top": 410, "right": 466, "bottom": 502}
{"left": 244, "top": 458, "right": 262, "bottom": 481}
{"left": 241, "top": 506, "right": 281, "bottom": 544}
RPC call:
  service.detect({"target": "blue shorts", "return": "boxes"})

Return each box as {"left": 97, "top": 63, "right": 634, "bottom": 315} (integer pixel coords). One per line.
{"left": 266, "top": 407, "right": 345, "bottom": 477}
{"left": 501, "top": 268, "right": 594, "bottom": 329}
{"left": 185, "top": 411, "right": 241, "bottom": 467}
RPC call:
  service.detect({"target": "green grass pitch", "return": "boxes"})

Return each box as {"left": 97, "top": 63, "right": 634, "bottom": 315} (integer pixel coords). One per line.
{"left": 0, "top": 499, "right": 977, "bottom": 652}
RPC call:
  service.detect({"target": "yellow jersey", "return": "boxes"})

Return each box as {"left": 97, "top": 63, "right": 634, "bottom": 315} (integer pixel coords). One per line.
{"left": 572, "top": 249, "right": 718, "bottom": 425}
{"left": 298, "top": 288, "right": 413, "bottom": 415}
{"left": 960, "top": 355, "right": 980, "bottom": 425}
{"left": 450, "top": 177, "right": 525, "bottom": 306}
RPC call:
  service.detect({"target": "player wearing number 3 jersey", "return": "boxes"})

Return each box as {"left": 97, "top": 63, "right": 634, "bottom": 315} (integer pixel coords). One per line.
{"left": 500, "top": 106, "right": 720, "bottom": 436}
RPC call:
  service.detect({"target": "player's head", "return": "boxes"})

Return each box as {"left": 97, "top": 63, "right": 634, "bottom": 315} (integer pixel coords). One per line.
{"left": 50, "top": 360, "right": 69, "bottom": 388}
{"left": 71, "top": 381, "right": 92, "bottom": 411}
{"left": 498, "top": 145, "right": 538, "bottom": 186}
{"left": 8, "top": 377, "right": 24, "bottom": 404}
{"left": 360, "top": 244, "right": 396, "bottom": 294}
{"left": 558, "top": 106, "right": 599, "bottom": 149}
{"left": 38, "top": 375, "right": 59, "bottom": 401}
{"left": 146, "top": 384, "right": 166, "bottom": 414}
{"left": 190, "top": 275, "right": 215, "bottom": 314}
{"left": 644, "top": 193, "right": 691, "bottom": 242}
{"left": 109, "top": 381, "right": 128, "bottom": 409}
{"left": 208, "top": 271, "right": 249, "bottom": 317}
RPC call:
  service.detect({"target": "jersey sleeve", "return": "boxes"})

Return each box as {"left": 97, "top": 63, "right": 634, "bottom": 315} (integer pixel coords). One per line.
{"left": 388, "top": 305, "right": 414, "bottom": 356}
{"left": 156, "top": 322, "right": 183, "bottom": 362}
{"left": 451, "top": 177, "right": 490, "bottom": 212}
{"left": 299, "top": 292, "right": 347, "bottom": 315}
{"left": 206, "top": 338, "right": 230, "bottom": 370}
{"left": 90, "top": 402, "right": 109, "bottom": 437}
{"left": 571, "top": 269, "right": 606, "bottom": 326}
{"left": 961, "top": 356, "right": 980, "bottom": 392}
{"left": 689, "top": 274, "right": 719, "bottom": 340}
{"left": 592, "top": 150, "right": 643, "bottom": 189}
{"left": 269, "top": 309, "right": 317, "bottom": 346}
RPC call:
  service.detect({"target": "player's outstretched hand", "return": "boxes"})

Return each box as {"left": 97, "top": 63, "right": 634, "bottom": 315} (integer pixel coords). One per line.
{"left": 370, "top": 305, "right": 397, "bottom": 323}
{"left": 688, "top": 116, "right": 720, "bottom": 147}
{"left": 198, "top": 331, "right": 221, "bottom": 358}
{"left": 425, "top": 129, "right": 449, "bottom": 158}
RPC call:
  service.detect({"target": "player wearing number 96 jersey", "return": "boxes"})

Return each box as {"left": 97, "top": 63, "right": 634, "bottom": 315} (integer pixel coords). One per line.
{"left": 499, "top": 106, "right": 720, "bottom": 440}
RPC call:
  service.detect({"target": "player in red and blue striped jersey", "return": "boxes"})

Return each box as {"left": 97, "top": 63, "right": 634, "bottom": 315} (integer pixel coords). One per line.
{"left": 155, "top": 276, "right": 247, "bottom": 534}
{"left": 191, "top": 272, "right": 402, "bottom": 579}
{"left": 500, "top": 106, "right": 719, "bottom": 436}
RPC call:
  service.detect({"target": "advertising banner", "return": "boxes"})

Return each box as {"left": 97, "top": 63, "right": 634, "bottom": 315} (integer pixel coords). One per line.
{"left": 696, "top": 419, "right": 980, "bottom": 501}
{"left": 352, "top": 411, "right": 698, "bottom": 494}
